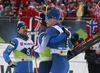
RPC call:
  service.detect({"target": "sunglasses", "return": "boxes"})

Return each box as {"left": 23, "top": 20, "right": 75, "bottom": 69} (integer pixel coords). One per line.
{"left": 45, "top": 17, "right": 52, "bottom": 20}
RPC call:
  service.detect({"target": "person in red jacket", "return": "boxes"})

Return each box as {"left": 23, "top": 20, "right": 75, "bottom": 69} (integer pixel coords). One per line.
{"left": 15, "top": 0, "right": 21, "bottom": 8}
{"left": 88, "top": 3, "right": 97, "bottom": 18}
{"left": 15, "top": 0, "right": 29, "bottom": 8}
{"left": 25, "top": 5, "right": 36, "bottom": 17}
{"left": 66, "top": 3, "right": 76, "bottom": 17}
{"left": 15, "top": 6, "right": 26, "bottom": 18}
{"left": 21, "top": 0, "right": 30, "bottom": 7}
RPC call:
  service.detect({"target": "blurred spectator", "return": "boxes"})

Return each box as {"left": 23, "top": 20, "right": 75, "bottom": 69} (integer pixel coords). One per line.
{"left": 46, "top": 0, "right": 52, "bottom": 9}
{"left": 8, "top": 4, "right": 12, "bottom": 11}
{"left": 15, "top": 6, "right": 26, "bottom": 18}
{"left": 60, "top": 3, "right": 65, "bottom": 10}
{"left": 30, "top": 0, "right": 36, "bottom": 6}
{"left": 11, "top": 2, "right": 18, "bottom": 12}
{"left": 94, "top": 0, "right": 98, "bottom": 4}
{"left": 55, "top": 0, "right": 61, "bottom": 9}
{"left": 35, "top": 1, "right": 42, "bottom": 11}
{"left": 15, "top": 0, "right": 21, "bottom": 8}
{"left": 73, "top": 2, "right": 79, "bottom": 11}
{"left": 25, "top": 5, "right": 36, "bottom": 17}
{"left": 41, "top": 4, "right": 46, "bottom": 14}
{"left": 86, "top": 0, "right": 92, "bottom": 8}
{"left": 65, "top": 1, "right": 70, "bottom": 11}
{"left": 0, "top": 0, "right": 98, "bottom": 18}
{"left": 9, "top": 8, "right": 16, "bottom": 16}
{"left": 60, "top": 4, "right": 67, "bottom": 17}
{"left": 51, "top": 3, "right": 56, "bottom": 9}
{"left": 0, "top": 4, "right": 4, "bottom": 16}
{"left": 51, "top": 0, "right": 56, "bottom": 4}
{"left": 85, "top": 31, "right": 100, "bottom": 73}
{"left": 83, "top": 1, "right": 90, "bottom": 17}
{"left": 66, "top": 3, "right": 76, "bottom": 17}
{"left": 3, "top": 6, "right": 9, "bottom": 16}
{"left": 21, "top": 0, "right": 29, "bottom": 7}
{"left": 58, "top": 3, "right": 66, "bottom": 18}
{"left": 36, "top": 0, "right": 44, "bottom": 5}
{"left": 3, "top": 0, "right": 10, "bottom": 7}
{"left": 88, "top": 3, "right": 97, "bottom": 18}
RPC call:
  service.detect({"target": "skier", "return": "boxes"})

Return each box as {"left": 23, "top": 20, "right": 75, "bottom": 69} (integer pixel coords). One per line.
{"left": 3, "top": 21, "right": 39, "bottom": 73}
{"left": 33, "top": 9, "right": 72, "bottom": 73}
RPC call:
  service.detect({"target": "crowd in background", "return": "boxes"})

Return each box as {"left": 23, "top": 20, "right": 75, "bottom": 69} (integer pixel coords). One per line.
{"left": 0, "top": 0, "right": 99, "bottom": 18}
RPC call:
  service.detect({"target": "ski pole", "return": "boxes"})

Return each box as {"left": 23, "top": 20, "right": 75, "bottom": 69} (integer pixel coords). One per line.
{"left": 31, "top": 45, "right": 38, "bottom": 73}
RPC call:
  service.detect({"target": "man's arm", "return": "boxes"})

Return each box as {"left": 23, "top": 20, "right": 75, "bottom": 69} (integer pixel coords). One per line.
{"left": 34, "top": 27, "right": 71, "bottom": 52}
{"left": 3, "top": 38, "right": 18, "bottom": 67}
{"left": 34, "top": 27, "right": 59, "bottom": 53}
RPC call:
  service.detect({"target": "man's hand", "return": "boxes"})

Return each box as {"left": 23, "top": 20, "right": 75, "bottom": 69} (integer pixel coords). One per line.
{"left": 8, "top": 60, "right": 17, "bottom": 68}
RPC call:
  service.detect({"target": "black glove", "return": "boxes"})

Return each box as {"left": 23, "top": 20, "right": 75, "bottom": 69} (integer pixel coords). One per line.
{"left": 8, "top": 60, "right": 17, "bottom": 68}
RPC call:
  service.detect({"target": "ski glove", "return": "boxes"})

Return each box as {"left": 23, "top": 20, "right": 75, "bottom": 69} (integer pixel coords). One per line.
{"left": 8, "top": 60, "right": 17, "bottom": 68}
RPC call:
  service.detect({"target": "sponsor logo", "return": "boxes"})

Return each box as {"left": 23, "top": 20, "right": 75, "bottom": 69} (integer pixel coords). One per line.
{"left": 8, "top": 46, "right": 13, "bottom": 49}
{"left": 20, "top": 42, "right": 23, "bottom": 46}
{"left": 60, "top": 50, "right": 63, "bottom": 53}
{"left": 24, "top": 43, "right": 33, "bottom": 45}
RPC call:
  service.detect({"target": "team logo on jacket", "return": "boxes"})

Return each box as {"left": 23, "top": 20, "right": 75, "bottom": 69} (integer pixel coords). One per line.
{"left": 20, "top": 42, "right": 23, "bottom": 46}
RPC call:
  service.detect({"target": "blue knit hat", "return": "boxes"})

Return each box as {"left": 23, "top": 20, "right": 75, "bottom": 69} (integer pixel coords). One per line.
{"left": 17, "top": 21, "right": 27, "bottom": 31}
{"left": 46, "top": 9, "right": 59, "bottom": 20}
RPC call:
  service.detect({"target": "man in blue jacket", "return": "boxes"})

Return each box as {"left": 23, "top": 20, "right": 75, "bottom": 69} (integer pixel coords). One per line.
{"left": 3, "top": 21, "right": 39, "bottom": 73}
{"left": 34, "top": 9, "right": 72, "bottom": 73}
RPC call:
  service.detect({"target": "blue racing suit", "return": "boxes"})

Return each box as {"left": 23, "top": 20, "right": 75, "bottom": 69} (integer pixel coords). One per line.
{"left": 38, "top": 30, "right": 69, "bottom": 73}
{"left": 34, "top": 23, "right": 72, "bottom": 73}
{"left": 3, "top": 33, "right": 39, "bottom": 73}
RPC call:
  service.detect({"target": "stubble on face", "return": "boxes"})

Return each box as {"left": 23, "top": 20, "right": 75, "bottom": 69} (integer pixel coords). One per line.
{"left": 23, "top": 30, "right": 28, "bottom": 35}
{"left": 18, "top": 26, "right": 28, "bottom": 35}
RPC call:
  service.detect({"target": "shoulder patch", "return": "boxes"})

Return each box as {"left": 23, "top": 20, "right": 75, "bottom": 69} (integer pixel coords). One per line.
{"left": 10, "top": 41, "right": 16, "bottom": 46}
